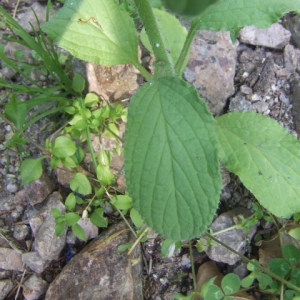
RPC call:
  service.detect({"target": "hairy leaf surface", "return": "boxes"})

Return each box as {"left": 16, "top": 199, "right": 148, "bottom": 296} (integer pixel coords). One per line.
{"left": 196, "top": 0, "right": 300, "bottom": 41}
{"left": 42, "top": 0, "right": 139, "bottom": 66}
{"left": 125, "top": 77, "right": 221, "bottom": 240}
{"left": 216, "top": 112, "right": 300, "bottom": 218}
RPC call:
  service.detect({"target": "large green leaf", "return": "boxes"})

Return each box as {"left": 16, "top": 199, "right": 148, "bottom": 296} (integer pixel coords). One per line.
{"left": 125, "top": 77, "right": 221, "bottom": 240}
{"left": 216, "top": 112, "right": 300, "bottom": 218}
{"left": 196, "top": 0, "right": 300, "bottom": 42}
{"left": 140, "top": 8, "right": 187, "bottom": 66}
{"left": 42, "top": 0, "right": 139, "bottom": 66}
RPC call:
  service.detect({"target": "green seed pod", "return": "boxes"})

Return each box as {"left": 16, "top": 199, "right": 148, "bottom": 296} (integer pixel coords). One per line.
{"left": 162, "top": 0, "right": 217, "bottom": 16}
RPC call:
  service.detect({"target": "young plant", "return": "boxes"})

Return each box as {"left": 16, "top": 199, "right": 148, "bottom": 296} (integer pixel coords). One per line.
{"left": 41, "top": 0, "right": 300, "bottom": 242}
{"left": 0, "top": 5, "right": 73, "bottom": 151}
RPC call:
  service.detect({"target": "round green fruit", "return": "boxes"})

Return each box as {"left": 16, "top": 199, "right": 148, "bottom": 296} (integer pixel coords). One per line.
{"left": 162, "top": 0, "right": 217, "bottom": 16}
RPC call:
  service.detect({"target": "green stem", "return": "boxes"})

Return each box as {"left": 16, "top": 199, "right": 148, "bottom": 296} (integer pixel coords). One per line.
{"left": 189, "top": 240, "right": 197, "bottom": 291}
{"left": 78, "top": 98, "right": 98, "bottom": 172}
{"left": 134, "top": 0, "right": 174, "bottom": 77}
{"left": 206, "top": 233, "right": 300, "bottom": 293}
{"left": 133, "top": 61, "right": 152, "bottom": 82}
{"left": 175, "top": 18, "right": 201, "bottom": 76}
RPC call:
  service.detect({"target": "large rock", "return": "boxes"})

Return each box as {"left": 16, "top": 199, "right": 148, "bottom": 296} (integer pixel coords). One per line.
{"left": 239, "top": 23, "right": 291, "bottom": 49}
{"left": 45, "top": 221, "right": 143, "bottom": 300}
{"left": 184, "top": 30, "right": 237, "bottom": 115}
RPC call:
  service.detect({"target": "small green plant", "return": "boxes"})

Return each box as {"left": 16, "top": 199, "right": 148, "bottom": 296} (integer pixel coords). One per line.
{"left": 0, "top": 5, "right": 73, "bottom": 152}
{"left": 242, "top": 245, "right": 300, "bottom": 300}
{"left": 21, "top": 85, "right": 128, "bottom": 240}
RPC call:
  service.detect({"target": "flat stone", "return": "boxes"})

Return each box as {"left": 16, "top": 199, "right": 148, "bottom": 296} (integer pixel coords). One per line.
{"left": 0, "top": 248, "right": 24, "bottom": 271}
{"left": 87, "top": 63, "right": 140, "bottom": 102}
{"left": 24, "top": 172, "right": 55, "bottom": 206}
{"left": 23, "top": 275, "right": 48, "bottom": 300}
{"left": 205, "top": 208, "right": 257, "bottom": 265}
{"left": 22, "top": 252, "right": 49, "bottom": 274}
{"left": 0, "top": 279, "right": 13, "bottom": 300}
{"left": 45, "top": 221, "right": 143, "bottom": 300}
{"left": 32, "top": 193, "right": 66, "bottom": 261}
{"left": 184, "top": 30, "right": 237, "bottom": 115}
{"left": 239, "top": 24, "right": 291, "bottom": 49}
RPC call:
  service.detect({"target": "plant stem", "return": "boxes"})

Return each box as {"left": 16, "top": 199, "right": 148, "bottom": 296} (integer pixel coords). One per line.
{"left": 206, "top": 233, "right": 300, "bottom": 293}
{"left": 189, "top": 240, "right": 197, "bottom": 291}
{"left": 134, "top": 0, "right": 174, "bottom": 77}
{"left": 175, "top": 18, "right": 201, "bottom": 76}
{"left": 78, "top": 98, "right": 98, "bottom": 172}
{"left": 133, "top": 62, "right": 152, "bottom": 81}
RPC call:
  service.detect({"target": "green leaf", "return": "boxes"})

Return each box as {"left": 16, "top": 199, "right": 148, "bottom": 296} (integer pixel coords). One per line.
{"left": 162, "top": 0, "right": 217, "bottom": 16}
{"left": 268, "top": 258, "right": 291, "bottom": 278}
{"left": 256, "top": 273, "right": 273, "bottom": 290}
{"left": 221, "top": 273, "right": 241, "bottom": 295}
{"left": 65, "top": 193, "right": 77, "bottom": 211}
{"left": 84, "top": 92, "right": 99, "bottom": 107}
{"left": 96, "top": 164, "right": 114, "bottom": 186}
{"left": 111, "top": 195, "right": 133, "bottom": 211}
{"left": 140, "top": 8, "right": 188, "bottom": 66}
{"left": 72, "top": 73, "right": 85, "bottom": 93}
{"left": 55, "top": 222, "right": 66, "bottom": 236}
{"left": 282, "top": 244, "right": 300, "bottom": 267}
{"left": 90, "top": 208, "right": 108, "bottom": 228}
{"left": 125, "top": 77, "right": 221, "bottom": 240}
{"left": 288, "top": 226, "right": 300, "bottom": 241}
{"left": 20, "top": 158, "right": 43, "bottom": 185}
{"left": 205, "top": 284, "right": 223, "bottom": 300}
{"left": 161, "top": 239, "right": 182, "bottom": 258}
{"left": 196, "top": 0, "right": 300, "bottom": 42}
{"left": 216, "top": 112, "right": 300, "bottom": 219}
{"left": 65, "top": 212, "right": 80, "bottom": 226}
{"left": 117, "top": 242, "right": 132, "bottom": 253}
{"left": 42, "top": 0, "right": 139, "bottom": 66}
{"left": 70, "top": 173, "right": 92, "bottom": 195}
{"left": 52, "top": 136, "right": 77, "bottom": 158}
{"left": 71, "top": 223, "right": 86, "bottom": 241}
{"left": 130, "top": 208, "right": 144, "bottom": 228}
{"left": 4, "top": 95, "right": 28, "bottom": 130}
{"left": 51, "top": 208, "right": 63, "bottom": 219}
{"left": 241, "top": 273, "right": 255, "bottom": 288}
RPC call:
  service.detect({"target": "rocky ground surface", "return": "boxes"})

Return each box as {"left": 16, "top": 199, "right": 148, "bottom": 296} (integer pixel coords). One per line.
{"left": 1, "top": 1, "right": 300, "bottom": 299}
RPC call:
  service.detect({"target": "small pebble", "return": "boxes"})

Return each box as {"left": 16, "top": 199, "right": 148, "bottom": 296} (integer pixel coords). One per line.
{"left": 13, "top": 225, "right": 29, "bottom": 241}
{"left": 6, "top": 183, "right": 18, "bottom": 193}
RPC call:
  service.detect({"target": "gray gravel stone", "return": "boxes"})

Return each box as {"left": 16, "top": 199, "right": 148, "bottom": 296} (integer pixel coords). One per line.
{"left": 0, "top": 248, "right": 24, "bottom": 271}
{"left": 0, "top": 279, "right": 13, "bottom": 300}
{"left": 23, "top": 275, "right": 48, "bottom": 300}
{"left": 31, "top": 192, "right": 66, "bottom": 261}
{"left": 239, "top": 24, "right": 291, "bottom": 49}
{"left": 22, "top": 252, "right": 49, "bottom": 274}
{"left": 13, "top": 224, "right": 29, "bottom": 241}
{"left": 205, "top": 208, "right": 257, "bottom": 265}
{"left": 17, "top": 2, "right": 48, "bottom": 33}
